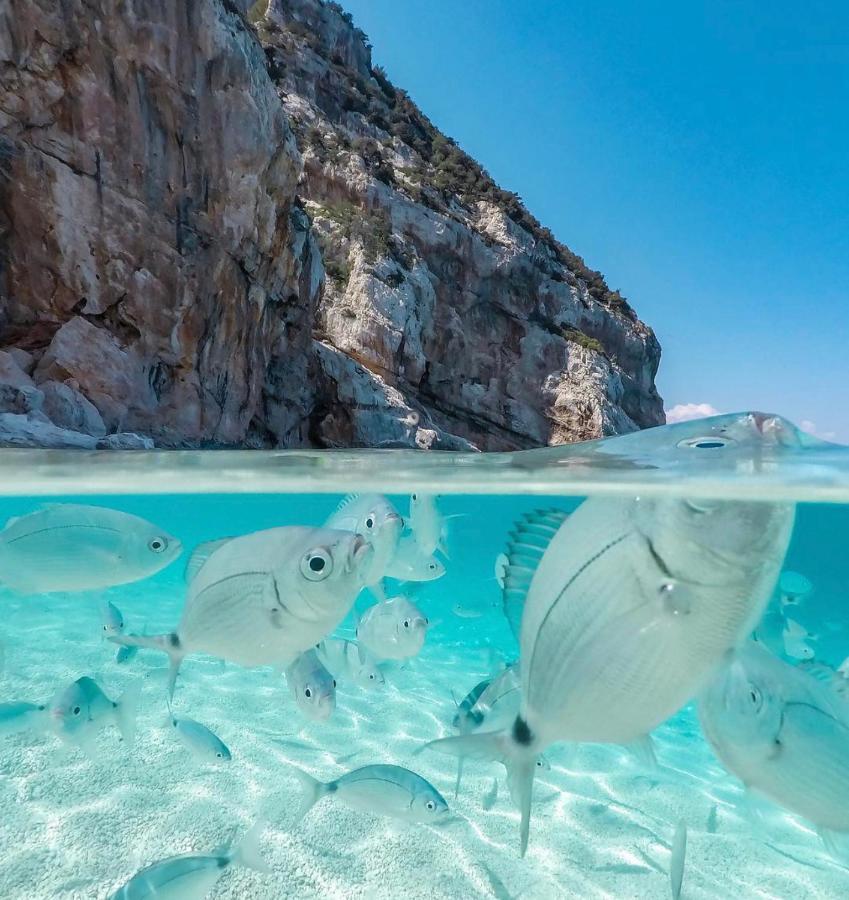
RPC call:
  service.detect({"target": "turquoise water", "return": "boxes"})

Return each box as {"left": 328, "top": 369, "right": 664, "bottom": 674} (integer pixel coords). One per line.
{"left": 1, "top": 414, "right": 849, "bottom": 898}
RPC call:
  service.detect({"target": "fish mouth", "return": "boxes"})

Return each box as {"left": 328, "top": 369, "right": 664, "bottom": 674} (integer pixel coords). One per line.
{"left": 49, "top": 707, "right": 64, "bottom": 722}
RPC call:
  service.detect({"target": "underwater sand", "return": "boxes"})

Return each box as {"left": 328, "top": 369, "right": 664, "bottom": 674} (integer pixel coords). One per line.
{"left": 1, "top": 494, "right": 848, "bottom": 898}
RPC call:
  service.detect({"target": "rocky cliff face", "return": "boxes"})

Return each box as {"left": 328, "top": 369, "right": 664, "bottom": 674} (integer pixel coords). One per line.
{"left": 0, "top": 0, "right": 663, "bottom": 450}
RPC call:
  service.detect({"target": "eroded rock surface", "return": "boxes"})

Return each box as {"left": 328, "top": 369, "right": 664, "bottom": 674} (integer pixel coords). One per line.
{"left": 0, "top": 0, "right": 663, "bottom": 450}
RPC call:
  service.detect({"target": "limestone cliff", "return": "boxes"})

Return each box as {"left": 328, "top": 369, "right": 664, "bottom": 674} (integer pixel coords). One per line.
{"left": 0, "top": 0, "right": 663, "bottom": 450}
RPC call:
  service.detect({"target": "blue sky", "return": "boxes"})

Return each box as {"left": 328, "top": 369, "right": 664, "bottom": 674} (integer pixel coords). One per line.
{"left": 341, "top": 0, "right": 849, "bottom": 442}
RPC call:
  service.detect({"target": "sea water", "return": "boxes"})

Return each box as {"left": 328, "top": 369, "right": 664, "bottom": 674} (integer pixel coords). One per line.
{"left": 0, "top": 415, "right": 848, "bottom": 899}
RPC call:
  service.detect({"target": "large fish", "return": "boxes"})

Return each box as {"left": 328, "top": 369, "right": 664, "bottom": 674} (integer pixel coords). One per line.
{"left": 285, "top": 649, "right": 336, "bottom": 721}
{"left": 356, "top": 595, "right": 430, "bottom": 661}
{"left": 109, "top": 821, "right": 267, "bottom": 899}
{"left": 425, "top": 415, "right": 796, "bottom": 855}
{"left": 0, "top": 504, "right": 182, "bottom": 594}
{"left": 111, "top": 526, "right": 373, "bottom": 698}
{"left": 325, "top": 494, "right": 403, "bottom": 588}
{"left": 699, "top": 642, "right": 849, "bottom": 857}
{"left": 291, "top": 763, "right": 449, "bottom": 824}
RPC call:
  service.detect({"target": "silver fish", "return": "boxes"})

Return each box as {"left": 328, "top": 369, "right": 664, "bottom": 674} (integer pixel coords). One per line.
{"left": 0, "top": 504, "right": 182, "bottom": 594}
{"left": 426, "top": 415, "right": 796, "bottom": 855}
{"left": 325, "top": 494, "right": 403, "bottom": 587}
{"left": 111, "top": 526, "right": 373, "bottom": 698}
{"left": 49, "top": 676, "right": 140, "bottom": 753}
{"left": 0, "top": 700, "right": 48, "bottom": 737}
{"left": 285, "top": 649, "right": 336, "bottom": 721}
{"left": 408, "top": 492, "right": 445, "bottom": 556}
{"left": 356, "top": 595, "right": 430, "bottom": 661}
{"left": 291, "top": 763, "right": 449, "bottom": 823}
{"left": 168, "top": 713, "right": 231, "bottom": 763}
{"left": 699, "top": 641, "right": 849, "bottom": 855}
{"left": 316, "top": 638, "right": 384, "bottom": 690}
{"left": 100, "top": 600, "right": 125, "bottom": 638}
{"left": 109, "top": 821, "right": 267, "bottom": 899}
{"left": 384, "top": 535, "right": 445, "bottom": 582}
{"left": 115, "top": 645, "right": 138, "bottom": 665}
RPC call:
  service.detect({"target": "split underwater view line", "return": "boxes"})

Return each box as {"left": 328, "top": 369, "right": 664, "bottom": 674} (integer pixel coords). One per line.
{"left": 0, "top": 412, "right": 848, "bottom": 898}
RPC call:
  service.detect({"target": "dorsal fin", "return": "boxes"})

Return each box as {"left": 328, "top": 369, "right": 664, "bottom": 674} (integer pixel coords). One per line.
{"left": 502, "top": 509, "right": 568, "bottom": 641}
{"left": 184, "top": 538, "right": 233, "bottom": 584}
{"left": 799, "top": 660, "right": 849, "bottom": 699}
{"left": 333, "top": 493, "right": 359, "bottom": 514}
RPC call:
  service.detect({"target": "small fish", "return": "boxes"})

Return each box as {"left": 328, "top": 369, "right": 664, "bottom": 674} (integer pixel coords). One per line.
{"left": 291, "top": 763, "right": 449, "bottom": 823}
{"left": 168, "top": 711, "right": 231, "bottom": 763}
{"left": 0, "top": 700, "right": 48, "bottom": 737}
{"left": 782, "top": 618, "right": 815, "bottom": 660}
{"left": 706, "top": 803, "right": 719, "bottom": 833}
{"left": 777, "top": 570, "right": 812, "bottom": 607}
{"left": 356, "top": 596, "right": 430, "bottom": 661}
{"left": 699, "top": 641, "right": 849, "bottom": 858}
{"left": 49, "top": 676, "right": 140, "bottom": 753}
{"left": 0, "top": 504, "right": 182, "bottom": 594}
{"left": 111, "top": 527, "right": 373, "bottom": 699}
{"left": 285, "top": 649, "right": 336, "bottom": 721}
{"left": 108, "top": 821, "right": 267, "bottom": 899}
{"left": 100, "top": 600, "right": 125, "bottom": 638}
{"left": 115, "top": 645, "right": 138, "bottom": 665}
{"left": 482, "top": 777, "right": 499, "bottom": 810}
{"left": 325, "top": 494, "right": 403, "bottom": 587}
{"left": 408, "top": 492, "right": 446, "bottom": 556}
{"left": 316, "top": 638, "right": 384, "bottom": 690}
{"left": 670, "top": 819, "right": 687, "bottom": 900}
{"left": 451, "top": 599, "right": 490, "bottom": 619}
{"left": 384, "top": 535, "right": 445, "bottom": 582}
{"left": 425, "top": 414, "right": 796, "bottom": 856}
{"left": 494, "top": 553, "right": 508, "bottom": 589}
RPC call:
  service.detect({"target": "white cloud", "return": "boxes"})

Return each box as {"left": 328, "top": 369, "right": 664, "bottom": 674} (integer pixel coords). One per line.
{"left": 800, "top": 420, "right": 836, "bottom": 441}
{"left": 665, "top": 403, "right": 720, "bottom": 424}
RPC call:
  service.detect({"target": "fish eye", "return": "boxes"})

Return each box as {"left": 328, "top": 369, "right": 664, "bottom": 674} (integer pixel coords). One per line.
{"left": 216, "top": 752, "right": 223, "bottom": 758}
{"left": 426, "top": 800, "right": 435, "bottom": 811}
{"left": 429, "top": 563, "right": 437, "bottom": 570}
{"left": 73, "top": 706, "right": 81, "bottom": 716}
{"left": 403, "top": 619, "right": 410, "bottom": 628}
{"left": 369, "top": 673, "right": 375, "bottom": 680}
{"left": 300, "top": 549, "right": 333, "bottom": 582}
{"left": 148, "top": 536, "right": 168, "bottom": 553}
{"left": 412, "top": 493, "right": 418, "bottom": 500}
{"left": 332, "top": 679, "right": 337, "bottom": 688}
{"left": 676, "top": 436, "right": 736, "bottom": 450}
{"left": 304, "top": 688, "right": 312, "bottom": 699}
{"left": 365, "top": 516, "right": 375, "bottom": 529}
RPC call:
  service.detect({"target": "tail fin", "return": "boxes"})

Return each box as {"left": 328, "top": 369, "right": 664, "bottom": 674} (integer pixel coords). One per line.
{"left": 116, "top": 681, "right": 142, "bottom": 746}
{"left": 423, "top": 725, "right": 538, "bottom": 857}
{"left": 229, "top": 820, "right": 270, "bottom": 873}
{"left": 110, "top": 632, "right": 184, "bottom": 700}
{"left": 289, "top": 765, "right": 328, "bottom": 822}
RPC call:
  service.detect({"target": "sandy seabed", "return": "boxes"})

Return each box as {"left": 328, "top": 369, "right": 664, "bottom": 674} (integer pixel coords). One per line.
{"left": 0, "top": 578, "right": 847, "bottom": 900}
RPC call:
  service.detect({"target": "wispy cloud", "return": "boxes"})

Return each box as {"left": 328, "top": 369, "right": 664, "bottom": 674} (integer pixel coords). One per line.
{"left": 665, "top": 403, "right": 720, "bottom": 424}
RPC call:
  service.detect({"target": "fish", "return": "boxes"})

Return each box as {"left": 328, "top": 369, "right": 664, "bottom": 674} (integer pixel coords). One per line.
{"left": 325, "top": 494, "right": 403, "bottom": 588}
{"left": 699, "top": 641, "right": 849, "bottom": 857}
{"left": 408, "top": 492, "right": 446, "bottom": 556}
{"left": 315, "top": 638, "right": 384, "bottom": 690}
{"left": 494, "top": 553, "right": 508, "bottom": 589}
{"left": 108, "top": 821, "right": 267, "bottom": 899}
{"left": 782, "top": 618, "right": 816, "bottom": 660}
{"left": 0, "top": 700, "right": 48, "bottom": 737}
{"left": 451, "top": 598, "right": 491, "bottom": 619}
{"left": 115, "top": 645, "right": 138, "bottom": 665}
{"left": 670, "top": 819, "right": 687, "bottom": 900}
{"left": 0, "top": 504, "right": 182, "bottom": 593}
{"left": 291, "top": 763, "right": 449, "bottom": 823}
{"left": 49, "top": 676, "right": 140, "bottom": 753}
{"left": 384, "top": 535, "right": 445, "bottom": 582}
{"left": 777, "top": 570, "right": 813, "bottom": 607}
{"left": 167, "top": 711, "right": 231, "bottom": 762}
{"left": 285, "top": 649, "right": 336, "bottom": 721}
{"left": 110, "top": 526, "right": 373, "bottom": 698}
{"left": 100, "top": 600, "right": 125, "bottom": 638}
{"left": 706, "top": 803, "right": 719, "bottom": 833}
{"left": 356, "top": 595, "right": 430, "bottom": 661}
{"left": 425, "top": 418, "right": 795, "bottom": 856}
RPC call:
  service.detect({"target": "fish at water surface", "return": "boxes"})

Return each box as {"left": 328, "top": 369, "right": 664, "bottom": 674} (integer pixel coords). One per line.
{"left": 0, "top": 504, "right": 182, "bottom": 594}
{"left": 111, "top": 526, "right": 373, "bottom": 698}
{"left": 699, "top": 641, "right": 849, "bottom": 855}
{"left": 426, "top": 413, "right": 798, "bottom": 855}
